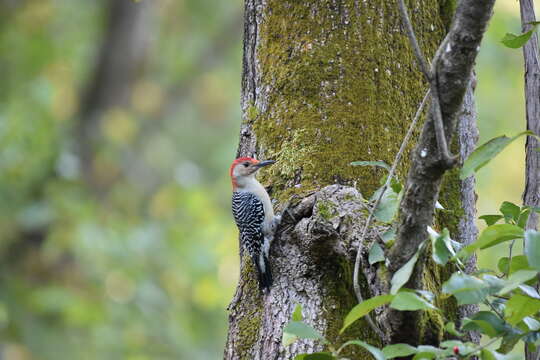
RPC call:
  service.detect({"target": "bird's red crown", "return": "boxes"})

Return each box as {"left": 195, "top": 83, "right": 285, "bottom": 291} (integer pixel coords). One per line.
{"left": 229, "top": 157, "right": 258, "bottom": 178}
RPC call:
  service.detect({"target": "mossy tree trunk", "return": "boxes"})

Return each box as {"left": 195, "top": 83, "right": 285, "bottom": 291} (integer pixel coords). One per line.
{"left": 225, "top": 1, "right": 478, "bottom": 359}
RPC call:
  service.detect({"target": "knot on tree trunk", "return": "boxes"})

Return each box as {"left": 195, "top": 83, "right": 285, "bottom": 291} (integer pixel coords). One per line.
{"left": 225, "top": 184, "right": 390, "bottom": 359}
{"left": 290, "top": 185, "right": 370, "bottom": 263}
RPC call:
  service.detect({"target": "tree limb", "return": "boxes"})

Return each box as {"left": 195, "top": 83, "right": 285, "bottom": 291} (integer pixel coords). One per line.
{"left": 385, "top": 0, "right": 493, "bottom": 342}
{"left": 397, "top": 0, "right": 457, "bottom": 167}
{"left": 388, "top": 0, "right": 495, "bottom": 274}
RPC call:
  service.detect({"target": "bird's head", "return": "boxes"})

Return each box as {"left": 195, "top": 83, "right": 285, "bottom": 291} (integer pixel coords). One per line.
{"left": 229, "top": 157, "right": 275, "bottom": 189}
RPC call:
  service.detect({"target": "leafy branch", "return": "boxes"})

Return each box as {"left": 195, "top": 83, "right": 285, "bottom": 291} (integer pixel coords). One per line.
{"left": 283, "top": 129, "right": 540, "bottom": 359}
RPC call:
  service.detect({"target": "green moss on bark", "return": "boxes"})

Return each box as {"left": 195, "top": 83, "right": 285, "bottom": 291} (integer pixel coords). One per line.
{"left": 234, "top": 259, "right": 264, "bottom": 359}
{"left": 439, "top": 0, "right": 458, "bottom": 30}
{"left": 253, "top": 0, "right": 446, "bottom": 202}
{"left": 321, "top": 258, "right": 381, "bottom": 359}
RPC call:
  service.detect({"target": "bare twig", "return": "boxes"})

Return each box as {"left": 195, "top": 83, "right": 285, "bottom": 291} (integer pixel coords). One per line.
{"left": 352, "top": 88, "right": 430, "bottom": 341}
{"left": 430, "top": 76, "right": 458, "bottom": 166}
{"left": 506, "top": 239, "right": 515, "bottom": 279}
{"left": 462, "top": 336, "right": 501, "bottom": 358}
{"left": 397, "top": 0, "right": 457, "bottom": 166}
{"left": 396, "top": 0, "right": 431, "bottom": 82}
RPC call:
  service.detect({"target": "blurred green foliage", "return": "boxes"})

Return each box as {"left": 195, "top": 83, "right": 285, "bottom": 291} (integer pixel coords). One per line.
{"left": 0, "top": 0, "right": 242, "bottom": 359}
{"left": 0, "top": 0, "right": 534, "bottom": 359}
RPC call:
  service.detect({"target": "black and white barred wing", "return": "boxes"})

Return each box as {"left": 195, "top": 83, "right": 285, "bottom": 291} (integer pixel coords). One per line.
{"left": 232, "top": 191, "right": 273, "bottom": 290}
{"left": 231, "top": 191, "right": 265, "bottom": 256}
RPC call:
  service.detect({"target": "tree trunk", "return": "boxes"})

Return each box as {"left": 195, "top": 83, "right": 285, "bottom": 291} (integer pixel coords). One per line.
{"left": 225, "top": 1, "right": 477, "bottom": 359}
{"left": 520, "top": 0, "right": 540, "bottom": 232}
{"left": 519, "top": 1, "right": 540, "bottom": 359}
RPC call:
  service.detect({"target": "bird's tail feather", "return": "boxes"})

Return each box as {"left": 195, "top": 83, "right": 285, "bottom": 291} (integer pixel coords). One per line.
{"left": 252, "top": 253, "right": 273, "bottom": 291}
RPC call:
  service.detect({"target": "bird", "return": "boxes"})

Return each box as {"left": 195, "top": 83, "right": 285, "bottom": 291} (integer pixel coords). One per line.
{"left": 230, "top": 157, "right": 280, "bottom": 291}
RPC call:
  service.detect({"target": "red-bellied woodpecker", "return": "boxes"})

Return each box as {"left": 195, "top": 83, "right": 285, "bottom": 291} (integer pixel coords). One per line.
{"left": 230, "top": 157, "right": 280, "bottom": 291}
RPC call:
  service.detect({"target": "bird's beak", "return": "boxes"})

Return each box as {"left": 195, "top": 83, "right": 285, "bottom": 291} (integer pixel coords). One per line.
{"left": 255, "top": 160, "right": 276, "bottom": 168}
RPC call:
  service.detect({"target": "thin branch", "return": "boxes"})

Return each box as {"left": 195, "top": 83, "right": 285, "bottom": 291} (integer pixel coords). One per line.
{"left": 396, "top": 0, "right": 431, "bottom": 82}
{"left": 462, "top": 336, "right": 501, "bottom": 357}
{"left": 397, "top": 0, "right": 456, "bottom": 166}
{"left": 352, "top": 88, "right": 430, "bottom": 342}
{"left": 506, "top": 239, "right": 515, "bottom": 279}
{"left": 429, "top": 75, "right": 458, "bottom": 167}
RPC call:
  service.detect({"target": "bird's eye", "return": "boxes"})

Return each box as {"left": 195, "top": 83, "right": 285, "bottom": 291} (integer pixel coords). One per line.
{"left": 243, "top": 162, "right": 250, "bottom": 167}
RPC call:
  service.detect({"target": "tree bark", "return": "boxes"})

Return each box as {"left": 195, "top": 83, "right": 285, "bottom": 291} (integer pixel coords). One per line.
{"left": 519, "top": 1, "right": 540, "bottom": 359}
{"left": 225, "top": 1, "right": 480, "bottom": 359}
{"left": 386, "top": 0, "right": 494, "bottom": 344}
{"left": 520, "top": 0, "right": 540, "bottom": 232}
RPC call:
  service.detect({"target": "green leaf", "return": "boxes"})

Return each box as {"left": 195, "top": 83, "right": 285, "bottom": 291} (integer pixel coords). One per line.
{"left": 340, "top": 295, "right": 394, "bottom": 333}
{"left": 460, "top": 131, "right": 534, "bottom": 179}
{"left": 381, "top": 228, "right": 396, "bottom": 243}
{"left": 498, "top": 255, "right": 530, "bottom": 275}
{"left": 431, "top": 228, "right": 453, "bottom": 265}
{"left": 294, "top": 352, "right": 335, "bottom": 360}
{"left": 479, "top": 214, "right": 504, "bottom": 226}
{"left": 505, "top": 294, "right": 540, "bottom": 325}
{"left": 412, "top": 345, "right": 442, "bottom": 359}
{"left": 524, "top": 229, "right": 540, "bottom": 271}
{"left": 390, "top": 291, "right": 437, "bottom": 311}
{"left": 368, "top": 243, "right": 385, "bottom": 265}
{"left": 498, "top": 270, "right": 539, "bottom": 295}
{"left": 282, "top": 332, "right": 298, "bottom": 347}
{"left": 391, "top": 243, "right": 424, "bottom": 294}
{"left": 483, "top": 274, "right": 506, "bottom": 293}
{"left": 292, "top": 303, "right": 303, "bottom": 321}
{"left": 382, "top": 343, "right": 417, "bottom": 359}
{"left": 501, "top": 29, "right": 535, "bottom": 48}
{"left": 338, "top": 340, "right": 384, "bottom": 360}
{"left": 442, "top": 273, "right": 492, "bottom": 305}
{"left": 371, "top": 186, "right": 400, "bottom": 223}
{"left": 462, "top": 311, "right": 507, "bottom": 337}
{"left": 500, "top": 201, "right": 521, "bottom": 223}
{"left": 390, "top": 178, "right": 402, "bottom": 194}
{"left": 461, "top": 224, "right": 524, "bottom": 255}
{"left": 481, "top": 348, "right": 522, "bottom": 360}
{"left": 440, "top": 340, "right": 475, "bottom": 355}
{"left": 444, "top": 322, "right": 463, "bottom": 337}
{"left": 350, "top": 161, "right": 391, "bottom": 172}
{"left": 283, "top": 321, "right": 326, "bottom": 344}
{"left": 498, "top": 327, "right": 525, "bottom": 354}
{"left": 518, "top": 208, "right": 532, "bottom": 228}
{"left": 523, "top": 316, "right": 540, "bottom": 331}
{"left": 519, "top": 284, "right": 540, "bottom": 299}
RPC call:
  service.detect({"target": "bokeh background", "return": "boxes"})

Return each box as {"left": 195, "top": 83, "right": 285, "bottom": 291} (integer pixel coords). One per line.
{"left": 0, "top": 0, "right": 535, "bottom": 359}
